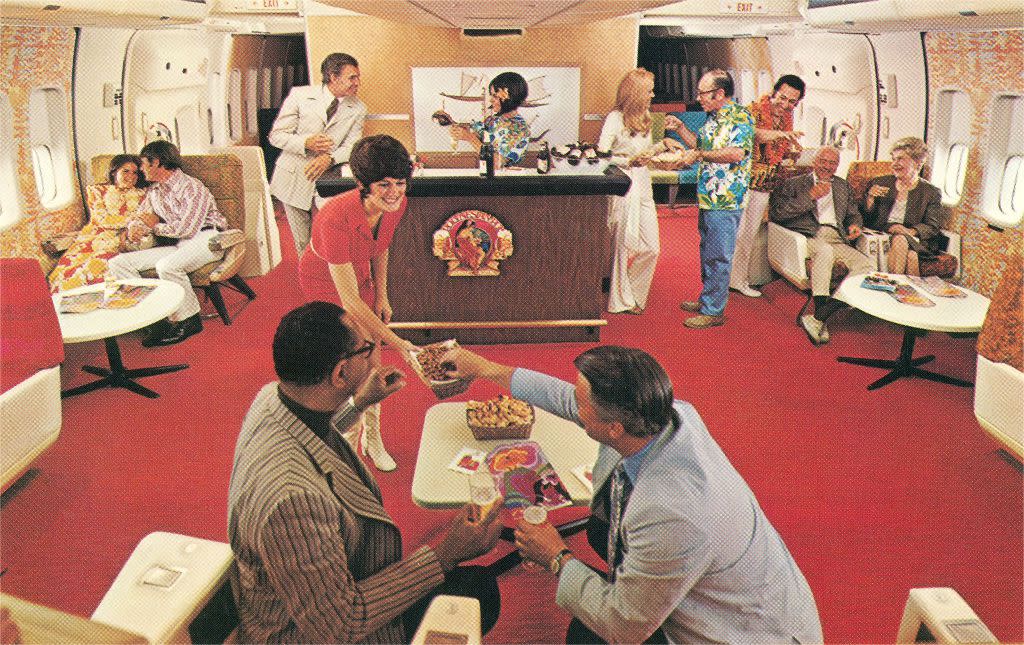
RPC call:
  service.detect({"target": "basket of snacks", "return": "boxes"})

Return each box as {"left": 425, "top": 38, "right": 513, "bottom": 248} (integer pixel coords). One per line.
{"left": 466, "top": 394, "right": 535, "bottom": 440}
{"left": 550, "top": 142, "right": 612, "bottom": 175}
{"left": 409, "top": 339, "right": 469, "bottom": 400}
{"left": 649, "top": 148, "right": 690, "bottom": 171}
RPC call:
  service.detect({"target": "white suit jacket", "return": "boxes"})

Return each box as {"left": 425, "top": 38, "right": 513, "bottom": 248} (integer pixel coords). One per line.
{"left": 268, "top": 84, "right": 366, "bottom": 210}
{"left": 511, "top": 369, "right": 824, "bottom": 644}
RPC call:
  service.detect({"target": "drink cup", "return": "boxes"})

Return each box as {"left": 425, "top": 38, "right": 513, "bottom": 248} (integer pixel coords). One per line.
{"left": 522, "top": 505, "right": 547, "bottom": 525}
{"left": 468, "top": 471, "right": 499, "bottom": 522}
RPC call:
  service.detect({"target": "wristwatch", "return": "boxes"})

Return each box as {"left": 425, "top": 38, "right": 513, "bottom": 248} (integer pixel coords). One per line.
{"left": 549, "top": 549, "right": 573, "bottom": 576}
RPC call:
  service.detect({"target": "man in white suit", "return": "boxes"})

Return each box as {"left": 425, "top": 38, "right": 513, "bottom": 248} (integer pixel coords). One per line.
{"left": 445, "top": 345, "right": 823, "bottom": 644}
{"left": 269, "top": 52, "right": 366, "bottom": 255}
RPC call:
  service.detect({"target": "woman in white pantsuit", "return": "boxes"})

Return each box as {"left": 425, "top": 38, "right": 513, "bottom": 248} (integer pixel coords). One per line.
{"left": 599, "top": 69, "right": 662, "bottom": 315}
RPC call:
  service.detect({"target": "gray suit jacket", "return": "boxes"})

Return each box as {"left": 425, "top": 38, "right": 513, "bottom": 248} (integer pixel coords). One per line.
{"left": 269, "top": 85, "right": 366, "bottom": 210}
{"left": 511, "top": 369, "right": 823, "bottom": 644}
{"left": 770, "top": 172, "right": 862, "bottom": 242}
{"left": 227, "top": 384, "right": 444, "bottom": 643}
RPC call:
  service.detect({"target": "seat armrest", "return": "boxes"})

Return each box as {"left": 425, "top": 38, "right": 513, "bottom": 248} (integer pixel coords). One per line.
{"left": 767, "top": 222, "right": 809, "bottom": 290}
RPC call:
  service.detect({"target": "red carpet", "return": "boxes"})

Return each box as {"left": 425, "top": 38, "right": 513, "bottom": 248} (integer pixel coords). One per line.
{"left": 1, "top": 205, "right": 1020, "bottom": 643}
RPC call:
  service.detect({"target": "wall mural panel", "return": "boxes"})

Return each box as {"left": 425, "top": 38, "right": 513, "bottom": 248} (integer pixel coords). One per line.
{"left": 925, "top": 30, "right": 1023, "bottom": 298}
{"left": 0, "top": 26, "right": 83, "bottom": 272}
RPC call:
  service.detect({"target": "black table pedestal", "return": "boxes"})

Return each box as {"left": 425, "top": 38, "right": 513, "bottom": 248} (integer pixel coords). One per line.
{"left": 62, "top": 336, "right": 189, "bottom": 399}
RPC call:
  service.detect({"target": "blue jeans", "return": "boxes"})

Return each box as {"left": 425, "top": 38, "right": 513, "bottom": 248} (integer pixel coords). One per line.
{"left": 697, "top": 208, "right": 742, "bottom": 316}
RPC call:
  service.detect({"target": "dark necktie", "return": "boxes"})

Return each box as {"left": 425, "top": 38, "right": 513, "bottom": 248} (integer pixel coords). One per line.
{"left": 606, "top": 462, "right": 632, "bottom": 582}
{"left": 326, "top": 97, "right": 339, "bottom": 123}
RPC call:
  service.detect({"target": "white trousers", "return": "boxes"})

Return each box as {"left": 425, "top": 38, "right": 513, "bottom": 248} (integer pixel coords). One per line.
{"left": 282, "top": 202, "right": 313, "bottom": 257}
{"left": 729, "top": 189, "right": 770, "bottom": 289}
{"left": 107, "top": 229, "right": 223, "bottom": 321}
{"left": 807, "top": 227, "right": 874, "bottom": 296}
{"left": 607, "top": 166, "right": 660, "bottom": 313}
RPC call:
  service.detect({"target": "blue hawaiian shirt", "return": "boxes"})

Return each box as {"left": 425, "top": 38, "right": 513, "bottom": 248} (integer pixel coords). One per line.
{"left": 470, "top": 113, "right": 531, "bottom": 165}
{"left": 696, "top": 100, "right": 755, "bottom": 210}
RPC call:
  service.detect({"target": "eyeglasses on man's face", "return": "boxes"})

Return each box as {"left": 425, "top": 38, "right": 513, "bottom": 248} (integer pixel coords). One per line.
{"left": 696, "top": 87, "right": 719, "bottom": 98}
{"left": 341, "top": 339, "right": 377, "bottom": 360}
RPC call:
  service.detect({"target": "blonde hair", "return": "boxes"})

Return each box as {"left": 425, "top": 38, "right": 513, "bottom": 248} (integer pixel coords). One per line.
{"left": 891, "top": 136, "right": 928, "bottom": 164}
{"left": 614, "top": 68, "right": 654, "bottom": 136}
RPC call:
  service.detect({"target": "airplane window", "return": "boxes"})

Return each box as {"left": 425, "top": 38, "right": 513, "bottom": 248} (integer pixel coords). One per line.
{"left": 942, "top": 143, "right": 969, "bottom": 206}
{"left": 28, "top": 87, "right": 71, "bottom": 210}
{"left": 31, "top": 145, "right": 57, "bottom": 204}
{"left": 998, "top": 155, "right": 1023, "bottom": 219}
{"left": 0, "top": 93, "right": 20, "bottom": 229}
{"left": 228, "top": 69, "right": 242, "bottom": 141}
{"left": 246, "top": 68, "right": 258, "bottom": 134}
{"left": 981, "top": 94, "right": 1023, "bottom": 228}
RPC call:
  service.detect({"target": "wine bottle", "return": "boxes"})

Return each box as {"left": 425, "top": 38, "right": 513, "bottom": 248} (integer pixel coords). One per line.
{"left": 537, "top": 141, "right": 550, "bottom": 174}
{"left": 479, "top": 130, "right": 495, "bottom": 178}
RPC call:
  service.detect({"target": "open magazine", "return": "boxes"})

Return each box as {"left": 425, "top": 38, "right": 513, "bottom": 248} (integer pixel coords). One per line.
{"left": 485, "top": 441, "right": 572, "bottom": 510}
{"left": 59, "top": 284, "right": 156, "bottom": 314}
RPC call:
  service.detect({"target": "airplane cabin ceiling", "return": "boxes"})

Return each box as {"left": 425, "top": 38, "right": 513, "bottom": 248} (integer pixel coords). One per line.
{"left": 313, "top": 0, "right": 684, "bottom": 28}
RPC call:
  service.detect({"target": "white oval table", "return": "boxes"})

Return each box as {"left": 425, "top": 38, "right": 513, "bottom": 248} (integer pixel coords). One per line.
{"left": 834, "top": 273, "right": 990, "bottom": 390}
{"left": 52, "top": 279, "right": 189, "bottom": 398}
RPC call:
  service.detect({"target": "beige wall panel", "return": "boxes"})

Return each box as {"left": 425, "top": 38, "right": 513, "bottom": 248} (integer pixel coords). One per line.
{"left": 229, "top": 35, "right": 263, "bottom": 146}
{"left": 307, "top": 15, "right": 637, "bottom": 149}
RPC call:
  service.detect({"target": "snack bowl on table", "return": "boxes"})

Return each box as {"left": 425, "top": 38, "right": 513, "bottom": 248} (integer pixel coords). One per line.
{"left": 409, "top": 339, "right": 469, "bottom": 399}
{"left": 649, "top": 149, "right": 689, "bottom": 171}
{"left": 466, "top": 394, "right": 535, "bottom": 440}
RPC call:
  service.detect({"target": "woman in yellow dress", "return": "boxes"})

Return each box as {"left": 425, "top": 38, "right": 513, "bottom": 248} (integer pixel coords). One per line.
{"left": 49, "top": 154, "right": 157, "bottom": 292}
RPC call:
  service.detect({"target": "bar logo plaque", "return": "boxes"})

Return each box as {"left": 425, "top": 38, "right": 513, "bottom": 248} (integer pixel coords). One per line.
{"left": 433, "top": 210, "right": 513, "bottom": 277}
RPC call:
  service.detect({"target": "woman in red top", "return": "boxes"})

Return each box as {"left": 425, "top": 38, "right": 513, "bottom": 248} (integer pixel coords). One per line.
{"left": 298, "top": 134, "right": 414, "bottom": 471}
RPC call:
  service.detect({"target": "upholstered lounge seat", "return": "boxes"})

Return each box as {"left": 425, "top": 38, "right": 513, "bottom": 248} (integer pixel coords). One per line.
{"left": 90, "top": 154, "right": 256, "bottom": 325}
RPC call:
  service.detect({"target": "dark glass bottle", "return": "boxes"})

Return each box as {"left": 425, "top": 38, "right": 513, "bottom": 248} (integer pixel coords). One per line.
{"left": 537, "top": 141, "right": 550, "bottom": 174}
{"left": 479, "top": 130, "right": 495, "bottom": 178}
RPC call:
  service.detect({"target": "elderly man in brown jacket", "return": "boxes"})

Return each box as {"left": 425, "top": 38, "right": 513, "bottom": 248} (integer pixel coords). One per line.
{"left": 227, "top": 302, "right": 502, "bottom": 643}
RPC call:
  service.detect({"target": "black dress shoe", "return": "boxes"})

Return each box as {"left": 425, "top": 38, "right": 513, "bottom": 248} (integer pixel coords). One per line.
{"left": 142, "top": 318, "right": 173, "bottom": 341}
{"left": 142, "top": 314, "right": 203, "bottom": 347}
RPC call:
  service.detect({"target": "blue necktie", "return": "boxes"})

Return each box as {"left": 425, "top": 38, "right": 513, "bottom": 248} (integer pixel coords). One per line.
{"left": 607, "top": 463, "right": 628, "bottom": 582}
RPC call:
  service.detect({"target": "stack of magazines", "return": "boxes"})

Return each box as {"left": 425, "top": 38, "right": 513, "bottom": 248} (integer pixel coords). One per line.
{"left": 861, "top": 273, "right": 900, "bottom": 293}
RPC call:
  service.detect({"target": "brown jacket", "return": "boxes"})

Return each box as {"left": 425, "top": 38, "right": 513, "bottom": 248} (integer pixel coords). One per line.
{"left": 227, "top": 384, "right": 444, "bottom": 643}
{"left": 859, "top": 175, "right": 948, "bottom": 253}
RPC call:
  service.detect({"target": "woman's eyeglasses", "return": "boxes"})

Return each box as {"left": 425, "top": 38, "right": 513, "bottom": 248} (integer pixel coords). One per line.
{"left": 341, "top": 339, "right": 376, "bottom": 360}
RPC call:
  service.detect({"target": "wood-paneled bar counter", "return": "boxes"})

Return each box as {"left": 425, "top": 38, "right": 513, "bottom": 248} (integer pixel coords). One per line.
{"left": 317, "top": 166, "right": 631, "bottom": 344}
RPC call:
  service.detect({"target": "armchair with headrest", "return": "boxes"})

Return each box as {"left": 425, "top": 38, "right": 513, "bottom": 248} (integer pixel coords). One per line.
{"left": 0, "top": 531, "right": 237, "bottom": 644}
{"left": 90, "top": 154, "right": 256, "bottom": 325}
{"left": 0, "top": 258, "right": 64, "bottom": 491}
{"left": 974, "top": 257, "right": 1023, "bottom": 460}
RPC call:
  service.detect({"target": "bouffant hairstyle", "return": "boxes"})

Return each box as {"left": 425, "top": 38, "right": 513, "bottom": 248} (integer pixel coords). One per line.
{"left": 349, "top": 135, "right": 413, "bottom": 198}
{"left": 891, "top": 136, "right": 928, "bottom": 164}
{"left": 489, "top": 71, "right": 529, "bottom": 116}
{"left": 106, "top": 154, "right": 148, "bottom": 188}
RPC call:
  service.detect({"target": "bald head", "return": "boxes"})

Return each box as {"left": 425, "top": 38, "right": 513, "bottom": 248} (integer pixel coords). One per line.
{"left": 813, "top": 147, "right": 840, "bottom": 181}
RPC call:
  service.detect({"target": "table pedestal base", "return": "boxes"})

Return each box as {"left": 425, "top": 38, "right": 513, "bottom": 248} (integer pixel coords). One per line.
{"left": 838, "top": 327, "right": 973, "bottom": 390}
{"left": 62, "top": 337, "right": 189, "bottom": 399}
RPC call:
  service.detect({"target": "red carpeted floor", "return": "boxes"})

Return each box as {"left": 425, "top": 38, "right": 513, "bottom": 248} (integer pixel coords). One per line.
{"left": 1, "top": 205, "right": 1020, "bottom": 643}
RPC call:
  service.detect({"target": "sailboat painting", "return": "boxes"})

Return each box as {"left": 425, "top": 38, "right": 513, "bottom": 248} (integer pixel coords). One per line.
{"left": 412, "top": 66, "right": 580, "bottom": 153}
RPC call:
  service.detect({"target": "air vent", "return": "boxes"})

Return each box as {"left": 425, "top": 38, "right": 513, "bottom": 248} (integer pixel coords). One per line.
{"left": 461, "top": 28, "right": 524, "bottom": 37}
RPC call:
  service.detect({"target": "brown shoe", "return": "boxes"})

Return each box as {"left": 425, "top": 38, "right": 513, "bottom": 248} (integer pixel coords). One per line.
{"left": 679, "top": 301, "right": 701, "bottom": 313}
{"left": 684, "top": 314, "right": 725, "bottom": 329}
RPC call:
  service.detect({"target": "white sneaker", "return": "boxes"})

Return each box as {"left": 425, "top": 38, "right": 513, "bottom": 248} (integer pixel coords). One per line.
{"left": 799, "top": 315, "right": 825, "bottom": 346}
{"left": 732, "top": 284, "right": 762, "bottom": 298}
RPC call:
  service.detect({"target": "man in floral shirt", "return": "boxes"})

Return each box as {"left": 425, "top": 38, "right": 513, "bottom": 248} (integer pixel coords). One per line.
{"left": 666, "top": 69, "right": 755, "bottom": 329}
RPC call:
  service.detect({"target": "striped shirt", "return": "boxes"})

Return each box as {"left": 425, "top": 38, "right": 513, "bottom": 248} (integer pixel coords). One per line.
{"left": 147, "top": 168, "right": 226, "bottom": 238}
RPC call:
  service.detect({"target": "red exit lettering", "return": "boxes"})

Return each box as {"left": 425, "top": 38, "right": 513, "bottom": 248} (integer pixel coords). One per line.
{"left": 736, "top": 2, "right": 753, "bottom": 12}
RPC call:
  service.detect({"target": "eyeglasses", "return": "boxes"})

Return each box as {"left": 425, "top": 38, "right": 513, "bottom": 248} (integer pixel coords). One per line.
{"left": 696, "top": 88, "right": 719, "bottom": 98}
{"left": 341, "top": 339, "right": 376, "bottom": 360}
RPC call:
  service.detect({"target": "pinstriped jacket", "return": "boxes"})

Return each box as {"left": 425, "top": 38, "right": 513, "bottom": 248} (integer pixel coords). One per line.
{"left": 227, "top": 383, "right": 445, "bottom": 643}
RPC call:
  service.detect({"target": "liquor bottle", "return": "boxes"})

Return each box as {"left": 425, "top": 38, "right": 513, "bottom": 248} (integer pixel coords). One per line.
{"left": 536, "top": 141, "right": 550, "bottom": 174}
{"left": 479, "top": 130, "right": 495, "bottom": 178}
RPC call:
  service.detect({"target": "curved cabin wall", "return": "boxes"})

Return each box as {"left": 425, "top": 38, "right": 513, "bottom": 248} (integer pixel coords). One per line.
{"left": 0, "top": 26, "right": 83, "bottom": 271}
{"left": 925, "top": 30, "right": 1023, "bottom": 297}
{"left": 305, "top": 15, "right": 638, "bottom": 152}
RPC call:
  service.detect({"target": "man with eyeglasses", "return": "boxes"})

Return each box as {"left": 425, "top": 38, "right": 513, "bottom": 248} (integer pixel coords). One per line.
{"left": 228, "top": 301, "right": 503, "bottom": 643}
{"left": 725, "top": 74, "right": 808, "bottom": 298}
{"left": 664, "top": 69, "right": 756, "bottom": 329}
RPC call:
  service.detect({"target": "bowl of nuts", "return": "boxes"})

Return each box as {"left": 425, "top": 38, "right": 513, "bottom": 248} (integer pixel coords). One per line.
{"left": 410, "top": 339, "right": 469, "bottom": 399}
{"left": 466, "top": 394, "right": 535, "bottom": 440}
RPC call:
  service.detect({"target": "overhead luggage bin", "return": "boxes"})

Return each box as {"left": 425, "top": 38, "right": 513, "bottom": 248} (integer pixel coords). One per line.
{"left": 0, "top": 0, "right": 207, "bottom": 27}
{"left": 804, "top": 0, "right": 1024, "bottom": 32}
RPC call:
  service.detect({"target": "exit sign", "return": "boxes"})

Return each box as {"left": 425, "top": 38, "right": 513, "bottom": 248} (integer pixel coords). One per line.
{"left": 720, "top": 1, "right": 768, "bottom": 12}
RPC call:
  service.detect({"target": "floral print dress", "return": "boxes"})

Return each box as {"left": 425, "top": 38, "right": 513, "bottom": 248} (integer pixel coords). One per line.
{"left": 48, "top": 184, "right": 153, "bottom": 292}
